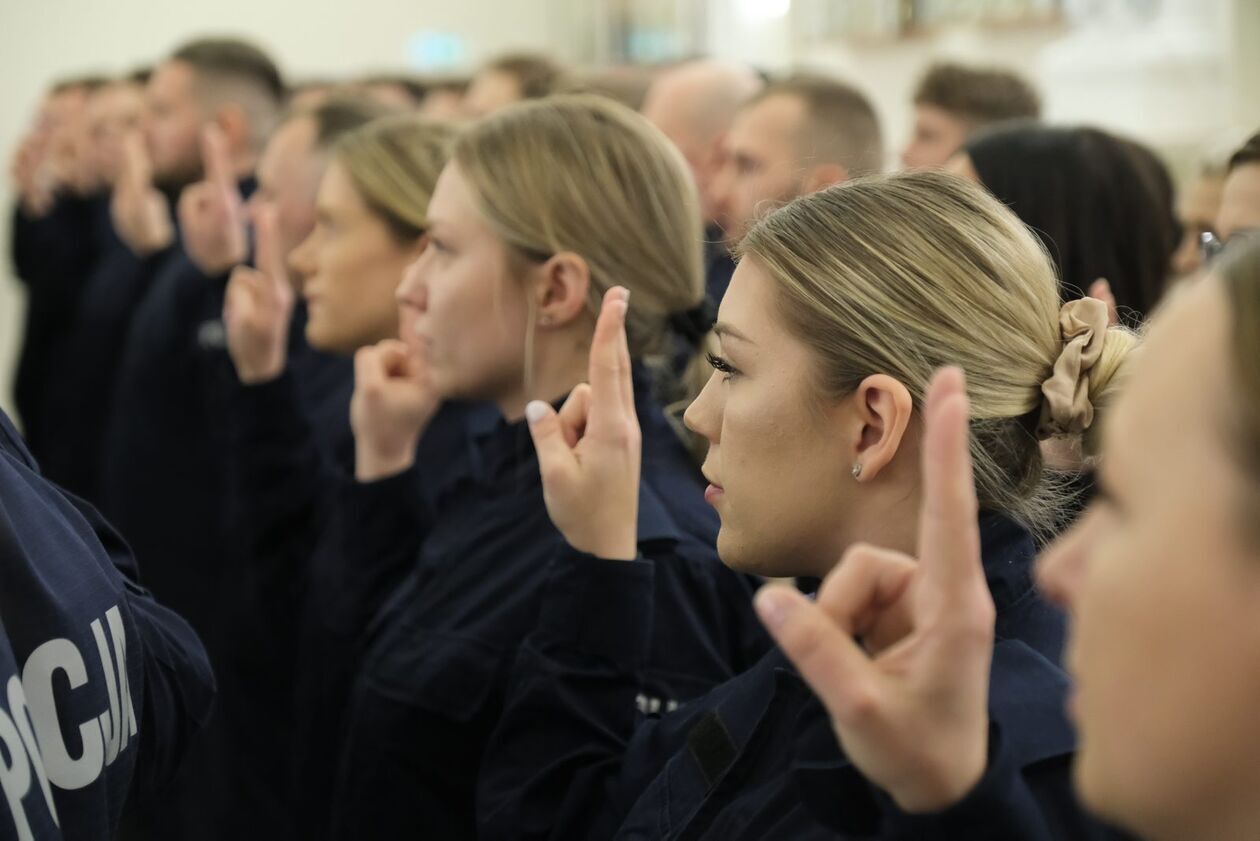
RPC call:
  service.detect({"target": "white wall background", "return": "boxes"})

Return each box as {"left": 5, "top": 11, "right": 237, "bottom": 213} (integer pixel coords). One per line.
{"left": 3, "top": 0, "right": 1257, "bottom": 421}
{"left": 0, "top": 0, "right": 577, "bottom": 421}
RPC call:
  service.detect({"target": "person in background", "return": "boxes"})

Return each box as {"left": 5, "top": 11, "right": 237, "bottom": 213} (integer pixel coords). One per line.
{"left": 9, "top": 74, "right": 110, "bottom": 461}
{"left": 641, "top": 58, "right": 764, "bottom": 304}
{"left": 202, "top": 95, "right": 396, "bottom": 839}
{"left": 1214, "top": 132, "right": 1260, "bottom": 249}
{"left": 355, "top": 73, "right": 428, "bottom": 109}
{"left": 1169, "top": 138, "right": 1244, "bottom": 279}
{"left": 90, "top": 36, "right": 285, "bottom": 841}
{"left": 708, "top": 73, "right": 882, "bottom": 302}
{"left": 223, "top": 112, "right": 465, "bottom": 837}
{"left": 901, "top": 61, "right": 1041, "bottom": 170}
{"left": 329, "top": 95, "right": 768, "bottom": 839}
{"left": 950, "top": 124, "right": 1179, "bottom": 320}
{"left": 462, "top": 52, "right": 567, "bottom": 117}
{"left": 417, "top": 75, "right": 469, "bottom": 119}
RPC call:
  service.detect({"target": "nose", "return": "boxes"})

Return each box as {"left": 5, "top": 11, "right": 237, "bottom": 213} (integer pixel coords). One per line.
{"left": 683, "top": 370, "right": 722, "bottom": 447}
{"left": 395, "top": 249, "right": 429, "bottom": 310}
{"left": 288, "top": 229, "right": 317, "bottom": 281}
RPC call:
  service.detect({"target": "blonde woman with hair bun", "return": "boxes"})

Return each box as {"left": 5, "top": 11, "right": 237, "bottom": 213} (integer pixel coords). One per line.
{"left": 328, "top": 94, "right": 770, "bottom": 837}
{"left": 485, "top": 170, "right": 1137, "bottom": 838}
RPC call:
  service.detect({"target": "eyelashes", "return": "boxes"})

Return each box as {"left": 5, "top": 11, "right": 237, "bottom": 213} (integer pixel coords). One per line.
{"left": 706, "top": 352, "right": 738, "bottom": 380}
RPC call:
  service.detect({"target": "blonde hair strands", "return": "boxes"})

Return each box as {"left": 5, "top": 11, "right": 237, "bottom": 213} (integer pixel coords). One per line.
{"left": 740, "top": 170, "right": 1137, "bottom": 533}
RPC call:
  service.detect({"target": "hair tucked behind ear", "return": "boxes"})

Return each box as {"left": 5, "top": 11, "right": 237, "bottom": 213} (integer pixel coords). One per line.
{"left": 740, "top": 170, "right": 1138, "bottom": 535}
{"left": 334, "top": 114, "right": 458, "bottom": 243}
{"left": 452, "top": 94, "right": 710, "bottom": 411}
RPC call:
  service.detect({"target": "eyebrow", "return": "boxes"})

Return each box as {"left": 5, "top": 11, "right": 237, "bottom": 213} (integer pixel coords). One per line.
{"left": 712, "top": 321, "right": 754, "bottom": 343}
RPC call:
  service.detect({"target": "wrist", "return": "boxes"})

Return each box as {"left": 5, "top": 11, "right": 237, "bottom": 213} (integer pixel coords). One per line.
{"left": 888, "top": 729, "right": 989, "bottom": 813}
{"left": 355, "top": 439, "right": 417, "bottom": 482}
{"left": 235, "top": 354, "right": 286, "bottom": 385}
{"left": 586, "top": 536, "right": 638, "bottom": 562}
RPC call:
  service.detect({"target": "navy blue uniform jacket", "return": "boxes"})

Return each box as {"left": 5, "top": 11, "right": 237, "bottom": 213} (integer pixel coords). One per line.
{"left": 478, "top": 514, "right": 1135, "bottom": 839}
{"left": 0, "top": 410, "right": 214, "bottom": 840}
{"left": 327, "top": 374, "right": 772, "bottom": 839}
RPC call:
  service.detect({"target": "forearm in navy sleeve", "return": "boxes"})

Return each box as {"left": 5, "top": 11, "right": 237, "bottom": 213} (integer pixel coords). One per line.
{"left": 478, "top": 546, "right": 660, "bottom": 840}
{"left": 63, "top": 491, "right": 216, "bottom": 793}
{"left": 862, "top": 725, "right": 1135, "bottom": 841}
{"left": 232, "top": 370, "right": 334, "bottom": 577}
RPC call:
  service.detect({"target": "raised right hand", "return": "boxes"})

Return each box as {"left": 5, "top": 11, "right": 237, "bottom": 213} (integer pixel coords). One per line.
{"left": 177, "top": 125, "right": 248, "bottom": 275}
{"left": 224, "top": 205, "right": 294, "bottom": 384}
{"left": 351, "top": 340, "right": 441, "bottom": 481}
{"left": 110, "top": 130, "right": 174, "bottom": 256}
{"left": 525, "top": 286, "right": 641, "bottom": 561}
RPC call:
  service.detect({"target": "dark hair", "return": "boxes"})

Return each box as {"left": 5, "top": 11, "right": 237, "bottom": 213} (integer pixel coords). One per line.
{"left": 964, "top": 124, "right": 1178, "bottom": 319}
{"left": 357, "top": 73, "right": 429, "bottom": 106}
{"left": 1228, "top": 132, "right": 1260, "bottom": 173}
{"left": 171, "top": 37, "right": 285, "bottom": 104}
{"left": 292, "top": 95, "right": 397, "bottom": 150}
{"left": 51, "top": 75, "right": 111, "bottom": 95}
{"left": 913, "top": 62, "right": 1041, "bottom": 125}
{"left": 483, "top": 53, "right": 567, "bottom": 100}
{"left": 749, "top": 73, "right": 884, "bottom": 178}
{"left": 127, "top": 66, "right": 153, "bottom": 86}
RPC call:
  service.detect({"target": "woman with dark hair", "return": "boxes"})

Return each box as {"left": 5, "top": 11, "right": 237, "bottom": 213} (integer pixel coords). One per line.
{"left": 949, "top": 124, "right": 1179, "bottom": 320}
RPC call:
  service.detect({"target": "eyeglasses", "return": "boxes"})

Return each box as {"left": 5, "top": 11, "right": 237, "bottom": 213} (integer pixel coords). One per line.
{"left": 1201, "top": 230, "right": 1259, "bottom": 265}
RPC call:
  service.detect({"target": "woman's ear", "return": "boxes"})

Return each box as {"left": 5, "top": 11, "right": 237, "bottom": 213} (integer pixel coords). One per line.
{"left": 850, "top": 374, "right": 915, "bottom": 482}
{"left": 534, "top": 251, "right": 591, "bottom": 328}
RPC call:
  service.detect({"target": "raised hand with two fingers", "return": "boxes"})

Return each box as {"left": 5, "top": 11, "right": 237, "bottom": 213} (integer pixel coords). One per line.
{"left": 111, "top": 130, "right": 174, "bottom": 256}
{"left": 525, "top": 286, "right": 641, "bottom": 562}
{"left": 223, "top": 205, "right": 295, "bottom": 384}
{"left": 178, "top": 124, "right": 248, "bottom": 275}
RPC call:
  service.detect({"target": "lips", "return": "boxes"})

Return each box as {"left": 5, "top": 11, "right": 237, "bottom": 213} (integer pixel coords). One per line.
{"left": 702, "top": 471, "right": 724, "bottom": 506}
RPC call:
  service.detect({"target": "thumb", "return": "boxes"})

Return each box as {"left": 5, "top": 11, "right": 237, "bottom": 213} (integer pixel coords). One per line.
{"left": 526, "top": 400, "right": 578, "bottom": 486}
{"left": 756, "top": 585, "right": 880, "bottom": 724}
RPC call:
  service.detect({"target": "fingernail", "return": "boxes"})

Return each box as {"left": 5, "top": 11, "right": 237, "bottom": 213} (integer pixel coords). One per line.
{"left": 754, "top": 586, "right": 799, "bottom": 630}
{"left": 525, "top": 400, "right": 549, "bottom": 424}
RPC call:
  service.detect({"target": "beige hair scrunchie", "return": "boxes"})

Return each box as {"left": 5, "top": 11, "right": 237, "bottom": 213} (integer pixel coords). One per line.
{"left": 1037, "top": 296, "right": 1110, "bottom": 439}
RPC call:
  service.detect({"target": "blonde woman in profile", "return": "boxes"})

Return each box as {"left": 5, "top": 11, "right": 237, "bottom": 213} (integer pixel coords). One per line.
{"left": 323, "top": 95, "right": 770, "bottom": 839}
{"left": 771, "top": 241, "right": 1260, "bottom": 841}
{"left": 488, "top": 171, "right": 1139, "bottom": 838}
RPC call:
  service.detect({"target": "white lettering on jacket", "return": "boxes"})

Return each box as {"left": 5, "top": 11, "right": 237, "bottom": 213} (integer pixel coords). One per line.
{"left": 1, "top": 605, "right": 136, "bottom": 838}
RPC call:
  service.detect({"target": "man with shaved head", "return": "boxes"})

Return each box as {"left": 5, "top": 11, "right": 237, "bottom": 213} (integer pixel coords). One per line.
{"left": 642, "top": 59, "right": 764, "bottom": 226}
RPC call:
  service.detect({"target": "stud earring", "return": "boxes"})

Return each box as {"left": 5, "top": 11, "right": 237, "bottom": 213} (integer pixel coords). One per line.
{"left": 851, "top": 463, "right": 863, "bottom": 480}
{"left": 539, "top": 314, "right": 553, "bottom": 326}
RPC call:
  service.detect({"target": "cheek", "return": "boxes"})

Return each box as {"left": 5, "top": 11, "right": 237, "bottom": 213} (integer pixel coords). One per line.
{"left": 716, "top": 390, "right": 842, "bottom": 572}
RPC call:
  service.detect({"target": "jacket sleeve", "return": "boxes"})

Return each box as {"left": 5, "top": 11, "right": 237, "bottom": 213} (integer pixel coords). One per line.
{"left": 228, "top": 370, "right": 340, "bottom": 611}
{"left": 60, "top": 488, "right": 217, "bottom": 794}
{"left": 478, "top": 543, "right": 765, "bottom": 840}
{"left": 826, "top": 724, "right": 1139, "bottom": 841}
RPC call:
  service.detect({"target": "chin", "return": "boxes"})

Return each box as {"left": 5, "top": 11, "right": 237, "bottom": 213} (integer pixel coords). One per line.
{"left": 716, "top": 529, "right": 794, "bottom": 578}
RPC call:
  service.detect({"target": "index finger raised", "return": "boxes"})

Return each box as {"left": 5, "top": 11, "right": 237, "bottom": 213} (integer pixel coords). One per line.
{"left": 916, "top": 366, "right": 982, "bottom": 592}
{"left": 586, "top": 286, "right": 632, "bottom": 427}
